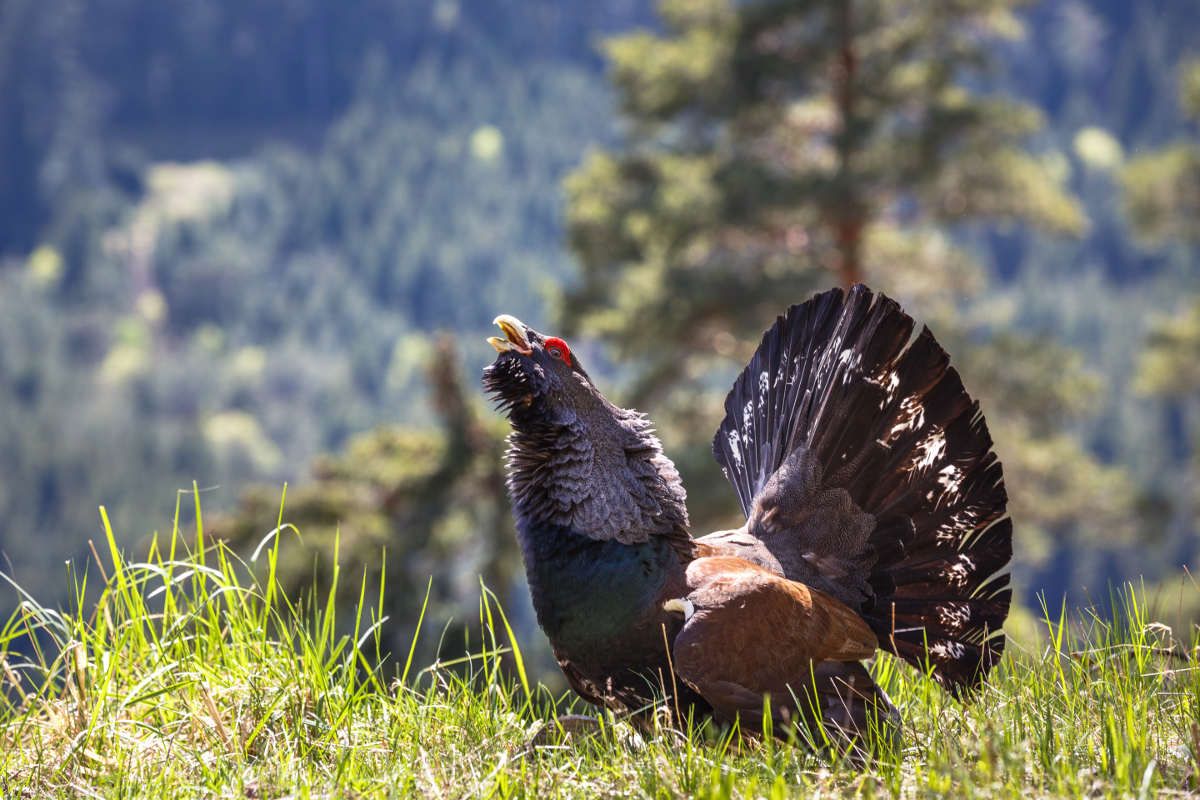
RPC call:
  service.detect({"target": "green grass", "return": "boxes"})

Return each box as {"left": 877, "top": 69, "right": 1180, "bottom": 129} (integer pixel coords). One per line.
{"left": 1, "top": 498, "right": 1197, "bottom": 798}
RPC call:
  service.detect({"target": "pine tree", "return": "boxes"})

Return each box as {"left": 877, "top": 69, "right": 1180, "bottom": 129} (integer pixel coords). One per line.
{"left": 1124, "top": 59, "right": 1200, "bottom": 532}
{"left": 1122, "top": 60, "right": 1200, "bottom": 247}
{"left": 564, "top": 0, "right": 1133, "bottom": 582}
{"left": 213, "top": 339, "right": 523, "bottom": 669}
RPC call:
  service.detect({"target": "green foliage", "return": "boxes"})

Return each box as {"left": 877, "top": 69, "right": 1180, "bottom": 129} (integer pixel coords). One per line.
{"left": 1183, "top": 60, "right": 1200, "bottom": 120}
{"left": 1, "top": 0, "right": 1199, "bottom": 657}
{"left": 1121, "top": 60, "right": 1200, "bottom": 246}
{"left": 1, "top": 509, "right": 1198, "bottom": 796}
{"left": 211, "top": 340, "right": 523, "bottom": 673}
{"left": 0, "top": 264, "right": 213, "bottom": 595}
{"left": 1121, "top": 58, "right": 1200, "bottom": 549}
{"left": 563, "top": 0, "right": 1133, "bottom": 580}
{"left": 1121, "top": 145, "right": 1200, "bottom": 246}
{"left": 567, "top": 0, "right": 1083, "bottom": 339}
{"left": 1131, "top": 291, "right": 1200, "bottom": 538}
{"left": 0, "top": 15, "right": 616, "bottom": 609}
{"left": 0, "top": 0, "right": 651, "bottom": 254}
{"left": 1137, "top": 302, "right": 1200, "bottom": 401}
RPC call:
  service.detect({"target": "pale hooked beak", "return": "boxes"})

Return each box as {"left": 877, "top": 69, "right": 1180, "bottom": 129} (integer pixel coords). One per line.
{"left": 488, "top": 314, "right": 533, "bottom": 355}
{"left": 662, "top": 598, "right": 695, "bottom": 622}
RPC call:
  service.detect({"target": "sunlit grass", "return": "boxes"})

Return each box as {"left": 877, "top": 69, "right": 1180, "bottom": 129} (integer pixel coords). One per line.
{"left": 1, "top": 493, "right": 1197, "bottom": 798}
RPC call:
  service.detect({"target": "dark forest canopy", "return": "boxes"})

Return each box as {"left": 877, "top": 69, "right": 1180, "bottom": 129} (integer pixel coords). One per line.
{"left": 0, "top": 0, "right": 1197, "bottom": 635}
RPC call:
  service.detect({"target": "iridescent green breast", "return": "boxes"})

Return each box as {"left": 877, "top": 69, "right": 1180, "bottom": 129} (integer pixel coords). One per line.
{"left": 519, "top": 522, "right": 685, "bottom": 691}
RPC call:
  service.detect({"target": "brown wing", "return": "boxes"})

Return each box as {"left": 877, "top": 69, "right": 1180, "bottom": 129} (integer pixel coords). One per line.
{"left": 695, "top": 445, "right": 876, "bottom": 607}
{"left": 672, "top": 557, "right": 875, "bottom": 687}
{"left": 670, "top": 557, "right": 894, "bottom": 745}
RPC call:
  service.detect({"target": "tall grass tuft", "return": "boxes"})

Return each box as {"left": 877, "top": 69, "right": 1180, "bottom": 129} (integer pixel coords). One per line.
{"left": 0, "top": 494, "right": 1196, "bottom": 797}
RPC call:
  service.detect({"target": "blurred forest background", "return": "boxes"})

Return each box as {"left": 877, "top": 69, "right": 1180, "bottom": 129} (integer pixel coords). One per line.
{"left": 0, "top": 0, "right": 1197, "bottom": 671}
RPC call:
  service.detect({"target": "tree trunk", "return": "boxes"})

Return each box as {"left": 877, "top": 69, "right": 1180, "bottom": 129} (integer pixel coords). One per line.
{"left": 833, "top": 0, "right": 863, "bottom": 287}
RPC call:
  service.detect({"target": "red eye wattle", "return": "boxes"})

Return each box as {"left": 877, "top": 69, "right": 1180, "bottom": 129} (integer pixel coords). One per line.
{"left": 543, "top": 336, "right": 572, "bottom": 367}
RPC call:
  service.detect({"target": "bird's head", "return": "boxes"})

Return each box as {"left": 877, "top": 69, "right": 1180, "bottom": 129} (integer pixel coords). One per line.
{"left": 482, "top": 314, "right": 603, "bottom": 428}
{"left": 482, "top": 314, "right": 690, "bottom": 544}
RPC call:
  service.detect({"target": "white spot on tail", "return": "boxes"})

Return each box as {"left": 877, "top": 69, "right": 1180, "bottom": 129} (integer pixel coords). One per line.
{"left": 726, "top": 430, "right": 744, "bottom": 471}
{"left": 936, "top": 516, "right": 978, "bottom": 544}
{"left": 911, "top": 428, "right": 946, "bottom": 471}
{"left": 838, "top": 348, "right": 862, "bottom": 383}
{"left": 884, "top": 370, "right": 900, "bottom": 402}
{"left": 943, "top": 554, "right": 976, "bottom": 587}
{"left": 930, "top": 640, "right": 967, "bottom": 661}
{"left": 888, "top": 396, "right": 926, "bottom": 441}
{"left": 937, "top": 464, "right": 963, "bottom": 496}
{"left": 936, "top": 603, "right": 970, "bottom": 631}
{"left": 866, "top": 370, "right": 901, "bottom": 407}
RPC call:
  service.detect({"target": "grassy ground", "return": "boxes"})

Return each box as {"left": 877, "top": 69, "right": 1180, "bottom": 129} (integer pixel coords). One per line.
{"left": 1, "top": 498, "right": 1197, "bottom": 798}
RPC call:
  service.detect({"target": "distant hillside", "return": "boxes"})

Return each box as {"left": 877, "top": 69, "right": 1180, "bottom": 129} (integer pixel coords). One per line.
{"left": 0, "top": 0, "right": 648, "bottom": 599}
{"left": 0, "top": 0, "right": 1197, "bottom": 614}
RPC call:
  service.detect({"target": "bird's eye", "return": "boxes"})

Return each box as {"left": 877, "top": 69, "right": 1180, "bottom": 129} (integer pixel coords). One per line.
{"left": 543, "top": 337, "right": 572, "bottom": 367}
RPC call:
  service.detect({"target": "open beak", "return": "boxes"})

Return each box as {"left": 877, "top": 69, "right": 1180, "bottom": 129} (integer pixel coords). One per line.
{"left": 662, "top": 598, "right": 695, "bottom": 621}
{"left": 488, "top": 314, "right": 533, "bottom": 355}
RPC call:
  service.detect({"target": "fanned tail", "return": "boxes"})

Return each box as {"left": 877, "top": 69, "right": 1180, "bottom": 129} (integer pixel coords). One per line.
{"left": 712, "top": 285, "right": 1012, "bottom": 695}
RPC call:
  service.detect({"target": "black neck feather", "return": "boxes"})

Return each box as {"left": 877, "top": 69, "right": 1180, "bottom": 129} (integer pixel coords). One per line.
{"left": 505, "top": 402, "right": 690, "bottom": 548}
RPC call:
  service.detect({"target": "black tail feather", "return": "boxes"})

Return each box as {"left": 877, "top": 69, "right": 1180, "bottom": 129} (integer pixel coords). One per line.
{"left": 713, "top": 285, "right": 1012, "bottom": 696}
